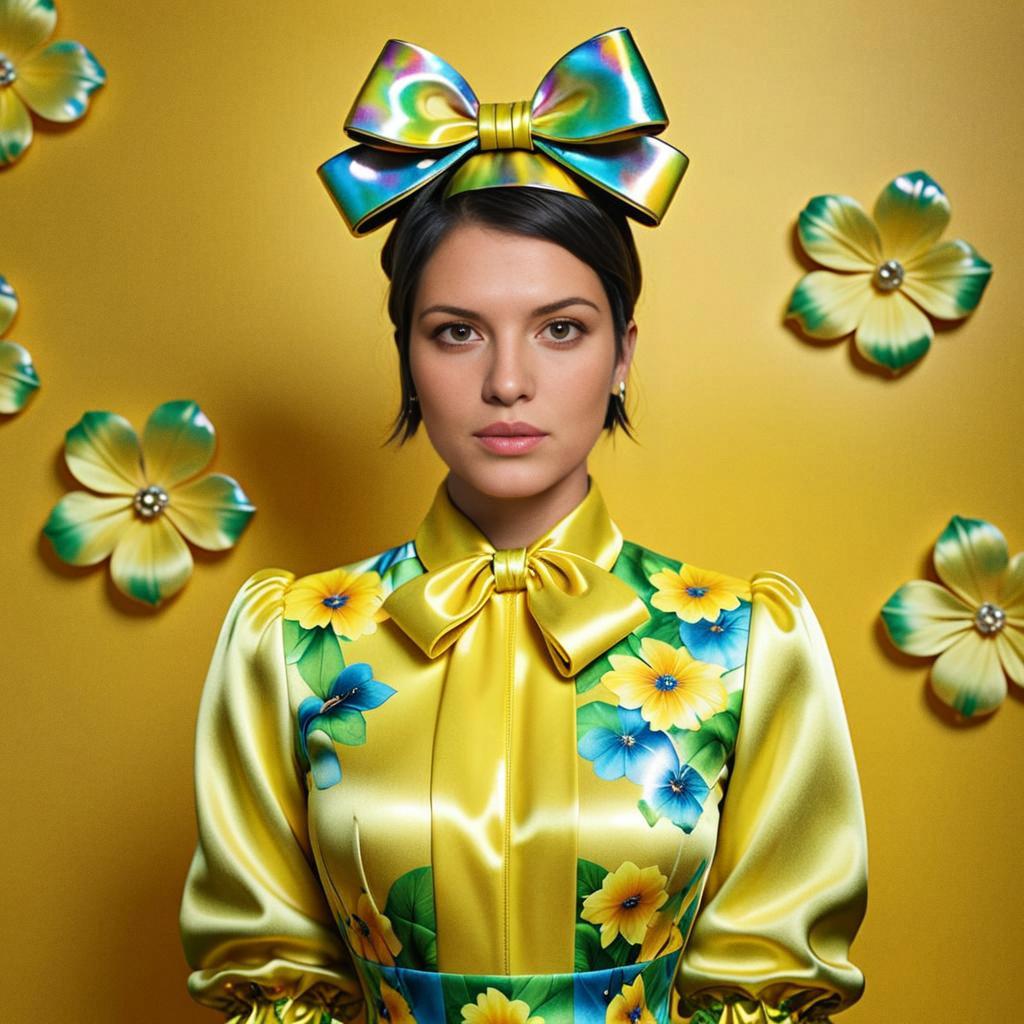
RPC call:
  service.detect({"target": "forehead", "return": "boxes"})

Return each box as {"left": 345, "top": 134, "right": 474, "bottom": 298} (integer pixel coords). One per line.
{"left": 414, "top": 221, "right": 606, "bottom": 311}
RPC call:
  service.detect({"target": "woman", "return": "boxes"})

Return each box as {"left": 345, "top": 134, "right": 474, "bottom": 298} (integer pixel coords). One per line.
{"left": 178, "top": 28, "right": 867, "bottom": 1024}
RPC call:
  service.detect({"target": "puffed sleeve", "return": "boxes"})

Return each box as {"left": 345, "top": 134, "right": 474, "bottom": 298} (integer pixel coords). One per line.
{"left": 672, "top": 571, "right": 868, "bottom": 1024}
{"left": 178, "top": 568, "right": 365, "bottom": 1024}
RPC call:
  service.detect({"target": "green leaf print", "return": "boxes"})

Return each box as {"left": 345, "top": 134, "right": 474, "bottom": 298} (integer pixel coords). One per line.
{"left": 320, "top": 707, "right": 366, "bottom": 745}
{"left": 294, "top": 626, "right": 345, "bottom": 699}
{"left": 384, "top": 866, "right": 438, "bottom": 970}
{"left": 512, "top": 975, "right": 573, "bottom": 1021}
{"left": 576, "top": 701, "right": 622, "bottom": 741}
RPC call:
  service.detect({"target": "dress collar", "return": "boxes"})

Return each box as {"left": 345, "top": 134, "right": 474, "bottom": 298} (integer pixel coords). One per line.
{"left": 413, "top": 474, "right": 624, "bottom": 572}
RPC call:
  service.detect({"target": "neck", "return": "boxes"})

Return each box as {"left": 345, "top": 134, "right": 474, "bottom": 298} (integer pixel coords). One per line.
{"left": 444, "top": 464, "right": 591, "bottom": 550}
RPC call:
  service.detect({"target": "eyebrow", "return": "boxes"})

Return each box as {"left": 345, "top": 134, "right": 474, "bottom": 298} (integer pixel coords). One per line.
{"left": 417, "top": 296, "right": 600, "bottom": 320}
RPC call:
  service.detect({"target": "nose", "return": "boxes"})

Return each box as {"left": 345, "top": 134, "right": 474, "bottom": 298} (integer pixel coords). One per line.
{"left": 482, "top": 333, "right": 535, "bottom": 406}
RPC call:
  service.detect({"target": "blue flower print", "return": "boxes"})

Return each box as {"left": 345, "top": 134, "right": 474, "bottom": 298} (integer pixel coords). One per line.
{"left": 643, "top": 752, "right": 711, "bottom": 833}
{"left": 298, "top": 662, "right": 396, "bottom": 789}
{"left": 577, "top": 703, "right": 677, "bottom": 786}
{"left": 677, "top": 601, "right": 750, "bottom": 669}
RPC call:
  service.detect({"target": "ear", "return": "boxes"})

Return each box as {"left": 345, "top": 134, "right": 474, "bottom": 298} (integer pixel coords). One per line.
{"left": 612, "top": 318, "right": 638, "bottom": 387}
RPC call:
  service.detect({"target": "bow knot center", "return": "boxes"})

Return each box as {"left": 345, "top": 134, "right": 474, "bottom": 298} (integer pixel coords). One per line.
{"left": 492, "top": 547, "right": 530, "bottom": 591}
{"left": 477, "top": 100, "right": 534, "bottom": 152}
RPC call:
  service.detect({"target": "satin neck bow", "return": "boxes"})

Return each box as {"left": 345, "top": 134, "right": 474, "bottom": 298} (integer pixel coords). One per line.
{"left": 317, "top": 26, "right": 689, "bottom": 236}
{"left": 382, "top": 479, "right": 650, "bottom": 678}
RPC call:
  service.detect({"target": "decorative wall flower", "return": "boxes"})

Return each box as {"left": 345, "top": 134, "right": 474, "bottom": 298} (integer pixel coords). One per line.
{"left": 601, "top": 636, "right": 728, "bottom": 732}
{"left": 41, "top": 399, "right": 255, "bottom": 606}
{"left": 461, "top": 987, "right": 544, "bottom": 1024}
{"left": 0, "top": 275, "right": 40, "bottom": 413}
{"left": 786, "top": 170, "right": 992, "bottom": 373}
{"left": 580, "top": 860, "right": 668, "bottom": 948}
{"left": 606, "top": 976, "right": 656, "bottom": 1024}
{"left": 297, "top": 661, "right": 397, "bottom": 789}
{"left": 0, "top": 0, "right": 106, "bottom": 166}
{"left": 881, "top": 515, "right": 1023, "bottom": 717}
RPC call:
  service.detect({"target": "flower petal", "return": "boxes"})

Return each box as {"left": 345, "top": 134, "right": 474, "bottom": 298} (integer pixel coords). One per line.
{"left": 853, "top": 290, "right": 932, "bottom": 372}
{"left": 164, "top": 472, "right": 255, "bottom": 550}
{"left": 41, "top": 490, "right": 132, "bottom": 565}
{"left": 110, "top": 515, "right": 193, "bottom": 606}
{"left": 930, "top": 632, "right": 1006, "bottom": 717}
{"left": 933, "top": 515, "right": 1009, "bottom": 607}
{"left": 13, "top": 39, "right": 105, "bottom": 122}
{"left": 64, "top": 410, "right": 145, "bottom": 494}
{"left": 0, "top": 339, "right": 40, "bottom": 413}
{"left": 786, "top": 269, "right": 872, "bottom": 339}
{"left": 0, "top": 274, "right": 16, "bottom": 334}
{"left": 880, "top": 579, "right": 973, "bottom": 656}
{"left": 998, "top": 552, "right": 1024, "bottom": 618}
{"left": 0, "top": 81, "right": 32, "bottom": 165}
{"left": 141, "top": 399, "right": 216, "bottom": 489}
{"left": 873, "top": 170, "right": 951, "bottom": 264}
{"left": 995, "top": 627, "right": 1024, "bottom": 687}
{"left": 901, "top": 239, "right": 993, "bottom": 320}
{"left": 796, "top": 194, "right": 881, "bottom": 271}
{"left": 0, "top": 0, "right": 57, "bottom": 63}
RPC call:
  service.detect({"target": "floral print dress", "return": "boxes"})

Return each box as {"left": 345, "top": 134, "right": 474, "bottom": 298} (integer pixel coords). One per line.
{"left": 178, "top": 476, "right": 867, "bottom": 1024}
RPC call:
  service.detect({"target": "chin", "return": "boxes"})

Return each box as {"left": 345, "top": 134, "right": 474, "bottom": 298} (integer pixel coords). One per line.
{"left": 450, "top": 455, "right": 578, "bottom": 501}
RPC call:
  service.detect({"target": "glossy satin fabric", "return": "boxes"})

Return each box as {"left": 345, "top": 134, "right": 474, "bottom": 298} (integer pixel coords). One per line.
{"left": 178, "top": 479, "right": 867, "bottom": 1024}
{"left": 317, "top": 27, "right": 690, "bottom": 235}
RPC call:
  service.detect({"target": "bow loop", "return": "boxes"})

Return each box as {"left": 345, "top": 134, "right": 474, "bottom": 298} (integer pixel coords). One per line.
{"left": 318, "top": 26, "right": 689, "bottom": 236}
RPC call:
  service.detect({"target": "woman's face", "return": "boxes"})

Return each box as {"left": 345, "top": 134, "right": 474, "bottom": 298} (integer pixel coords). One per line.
{"left": 408, "top": 220, "right": 636, "bottom": 502}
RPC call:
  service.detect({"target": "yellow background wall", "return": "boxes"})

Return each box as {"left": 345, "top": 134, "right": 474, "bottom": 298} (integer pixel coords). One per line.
{"left": 2, "top": 1, "right": 1021, "bottom": 1020}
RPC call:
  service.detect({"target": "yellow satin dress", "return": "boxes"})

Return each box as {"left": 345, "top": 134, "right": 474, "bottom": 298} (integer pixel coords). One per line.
{"left": 178, "top": 476, "right": 867, "bottom": 1024}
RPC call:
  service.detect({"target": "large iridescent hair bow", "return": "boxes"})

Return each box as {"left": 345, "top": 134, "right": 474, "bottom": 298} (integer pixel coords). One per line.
{"left": 317, "top": 26, "right": 689, "bottom": 236}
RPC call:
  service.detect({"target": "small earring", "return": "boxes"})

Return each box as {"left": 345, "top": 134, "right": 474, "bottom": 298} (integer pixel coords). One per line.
{"left": 617, "top": 380, "right": 626, "bottom": 402}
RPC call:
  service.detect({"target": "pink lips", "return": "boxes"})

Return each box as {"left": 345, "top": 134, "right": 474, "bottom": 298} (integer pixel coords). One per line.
{"left": 474, "top": 420, "right": 549, "bottom": 455}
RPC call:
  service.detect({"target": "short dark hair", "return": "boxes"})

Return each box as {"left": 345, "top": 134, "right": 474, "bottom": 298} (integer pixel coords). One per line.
{"left": 378, "top": 176, "right": 642, "bottom": 444}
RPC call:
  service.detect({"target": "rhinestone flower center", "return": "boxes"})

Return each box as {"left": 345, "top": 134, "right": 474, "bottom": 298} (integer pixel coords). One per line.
{"left": 133, "top": 484, "right": 170, "bottom": 519}
{"left": 873, "top": 259, "right": 905, "bottom": 291}
{"left": 974, "top": 602, "right": 1006, "bottom": 635}
{"left": 0, "top": 55, "right": 16, "bottom": 87}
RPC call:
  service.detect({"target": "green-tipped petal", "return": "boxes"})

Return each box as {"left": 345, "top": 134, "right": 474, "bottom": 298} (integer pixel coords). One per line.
{"left": 786, "top": 269, "right": 872, "bottom": 338}
{"left": 902, "top": 239, "right": 993, "bottom": 319}
{"left": 42, "top": 490, "right": 132, "bottom": 565}
{"left": 0, "top": 275, "right": 16, "bottom": 334}
{"left": 0, "top": 339, "right": 39, "bottom": 413}
{"left": 995, "top": 627, "right": 1024, "bottom": 686}
{"left": 64, "top": 410, "right": 146, "bottom": 495}
{"left": 853, "top": 290, "right": 932, "bottom": 371}
{"left": 930, "top": 631, "right": 1006, "bottom": 717}
{"left": 141, "top": 399, "right": 215, "bottom": 490}
{"left": 873, "top": 170, "right": 951, "bottom": 264}
{"left": 999, "top": 552, "right": 1024, "bottom": 617}
{"left": 0, "top": 83, "right": 32, "bottom": 166}
{"left": 0, "top": 0, "right": 57, "bottom": 63}
{"left": 164, "top": 472, "right": 255, "bottom": 551}
{"left": 13, "top": 39, "right": 105, "bottom": 122}
{"left": 110, "top": 515, "right": 193, "bottom": 606}
{"left": 933, "top": 515, "right": 1009, "bottom": 607}
{"left": 880, "top": 579, "right": 974, "bottom": 656}
{"left": 796, "top": 194, "right": 882, "bottom": 271}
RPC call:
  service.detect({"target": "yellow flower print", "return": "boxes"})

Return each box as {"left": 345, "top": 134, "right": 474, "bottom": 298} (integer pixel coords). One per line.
{"left": 602, "top": 637, "right": 728, "bottom": 732}
{"left": 606, "top": 976, "right": 656, "bottom": 1024}
{"left": 344, "top": 891, "right": 402, "bottom": 964}
{"left": 580, "top": 860, "right": 668, "bottom": 948}
{"left": 461, "top": 987, "right": 544, "bottom": 1024}
{"left": 649, "top": 565, "right": 750, "bottom": 623}
{"left": 284, "top": 566, "right": 385, "bottom": 640}
{"left": 380, "top": 980, "right": 418, "bottom": 1024}
{"left": 638, "top": 901, "right": 684, "bottom": 961}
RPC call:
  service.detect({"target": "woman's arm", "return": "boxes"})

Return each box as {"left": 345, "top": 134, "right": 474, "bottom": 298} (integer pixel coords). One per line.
{"left": 178, "top": 567, "right": 364, "bottom": 1024}
{"left": 672, "top": 570, "right": 868, "bottom": 1023}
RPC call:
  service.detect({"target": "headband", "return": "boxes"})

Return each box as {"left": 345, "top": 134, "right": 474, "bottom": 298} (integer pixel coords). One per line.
{"left": 317, "top": 26, "right": 689, "bottom": 236}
